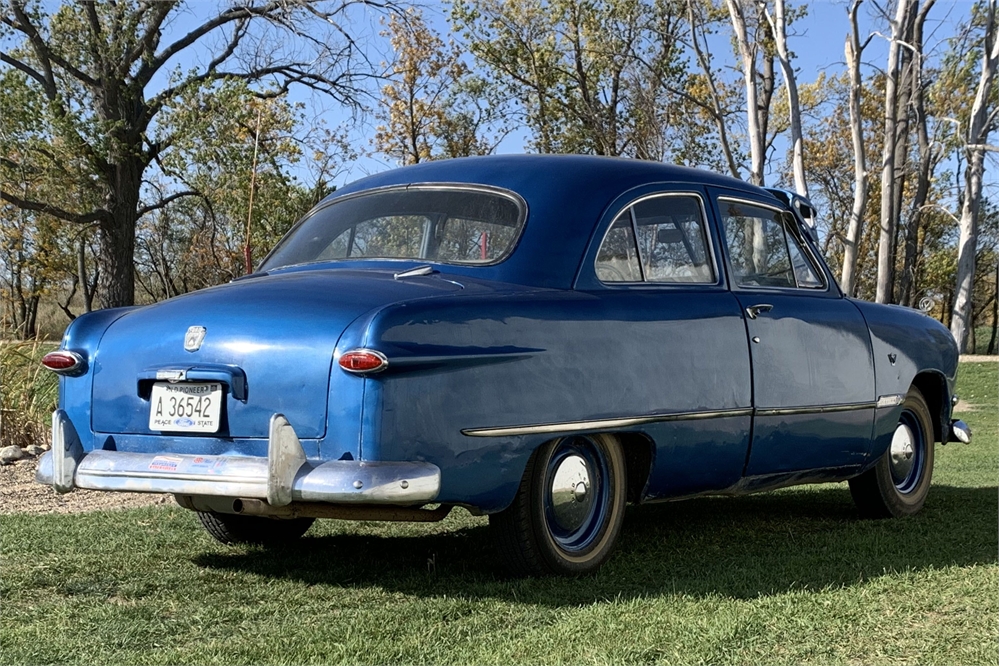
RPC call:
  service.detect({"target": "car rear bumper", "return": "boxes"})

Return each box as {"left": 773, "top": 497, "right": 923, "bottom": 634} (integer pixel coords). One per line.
{"left": 36, "top": 410, "right": 440, "bottom": 506}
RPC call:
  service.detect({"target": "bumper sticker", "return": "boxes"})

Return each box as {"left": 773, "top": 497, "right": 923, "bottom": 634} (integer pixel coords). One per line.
{"left": 148, "top": 455, "right": 183, "bottom": 472}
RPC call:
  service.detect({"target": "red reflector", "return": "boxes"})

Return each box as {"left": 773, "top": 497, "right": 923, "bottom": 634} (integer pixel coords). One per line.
{"left": 338, "top": 349, "right": 388, "bottom": 374}
{"left": 41, "top": 350, "right": 82, "bottom": 372}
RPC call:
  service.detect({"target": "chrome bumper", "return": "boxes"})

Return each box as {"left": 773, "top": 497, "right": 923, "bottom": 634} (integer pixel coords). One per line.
{"left": 36, "top": 410, "right": 440, "bottom": 506}
{"left": 949, "top": 419, "right": 972, "bottom": 444}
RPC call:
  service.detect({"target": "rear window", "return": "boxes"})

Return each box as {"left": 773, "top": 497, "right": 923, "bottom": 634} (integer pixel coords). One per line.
{"left": 260, "top": 186, "right": 526, "bottom": 271}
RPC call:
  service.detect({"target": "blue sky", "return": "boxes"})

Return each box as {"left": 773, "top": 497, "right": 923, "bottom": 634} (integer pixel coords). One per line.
{"left": 143, "top": 0, "right": 979, "bottom": 189}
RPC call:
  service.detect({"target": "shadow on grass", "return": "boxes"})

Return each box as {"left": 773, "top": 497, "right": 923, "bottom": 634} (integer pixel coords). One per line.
{"left": 192, "top": 484, "right": 998, "bottom": 604}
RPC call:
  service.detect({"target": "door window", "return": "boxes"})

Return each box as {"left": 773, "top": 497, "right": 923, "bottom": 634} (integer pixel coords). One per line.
{"left": 719, "top": 199, "right": 824, "bottom": 289}
{"left": 595, "top": 194, "right": 715, "bottom": 284}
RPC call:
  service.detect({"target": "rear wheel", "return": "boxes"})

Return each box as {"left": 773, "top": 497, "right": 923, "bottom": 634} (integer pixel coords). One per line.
{"left": 197, "top": 511, "right": 315, "bottom": 545}
{"left": 849, "top": 386, "right": 935, "bottom": 518}
{"left": 490, "top": 433, "right": 627, "bottom": 576}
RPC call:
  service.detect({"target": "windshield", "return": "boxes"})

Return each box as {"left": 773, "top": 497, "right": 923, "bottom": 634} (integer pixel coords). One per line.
{"left": 259, "top": 186, "right": 526, "bottom": 272}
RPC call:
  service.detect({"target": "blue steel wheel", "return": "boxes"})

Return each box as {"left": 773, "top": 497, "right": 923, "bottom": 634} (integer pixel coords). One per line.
{"left": 490, "top": 433, "right": 627, "bottom": 576}
{"left": 849, "top": 387, "right": 935, "bottom": 518}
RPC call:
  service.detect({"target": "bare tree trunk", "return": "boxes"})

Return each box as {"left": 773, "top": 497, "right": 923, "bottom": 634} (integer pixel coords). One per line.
{"left": 898, "top": 1, "right": 936, "bottom": 307}
{"left": 725, "top": 0, "right": 765, "bottom": 186}
{"left": 841, "top": 0, "right": 870, "bottom": 297}
{"left": 951, "top": 0, "right": 999, "bottom": 352}
{"left": 765, "top": 0, "right": 807, "bottom": 197}
{"left": 876, "top": 0, "right": 916, "bottom": 304}
{"left": 988, "top": 260, "right": 998, "bottom": 354}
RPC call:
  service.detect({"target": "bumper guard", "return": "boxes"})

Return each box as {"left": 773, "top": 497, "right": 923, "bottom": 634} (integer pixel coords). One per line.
{"left": 36, "top": 410, "right": 440, "bottom": 506}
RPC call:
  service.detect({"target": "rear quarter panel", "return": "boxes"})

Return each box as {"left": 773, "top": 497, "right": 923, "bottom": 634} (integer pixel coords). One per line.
{"left": 343, "top": 288, "right": 752, "bottom": 513}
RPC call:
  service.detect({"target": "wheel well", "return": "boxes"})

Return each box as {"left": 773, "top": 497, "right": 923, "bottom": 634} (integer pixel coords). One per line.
{"left": 911, "top": 372, "right": 946, "bottom": 443}
{"left": 617, "top": 432, "right": 655, "bottom": 503}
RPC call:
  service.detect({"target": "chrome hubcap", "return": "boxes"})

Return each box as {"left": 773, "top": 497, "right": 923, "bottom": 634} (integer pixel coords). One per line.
{"left": 890, "top": 422, "right": 916, "bottom": 485}
{"left": 550, "top": 454, "right": 593, "bottom": 532}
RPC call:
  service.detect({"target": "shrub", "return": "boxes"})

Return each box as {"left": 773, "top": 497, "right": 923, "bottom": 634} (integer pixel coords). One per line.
{"left": 0, "top": 340, "right": 58, "bottom": 449}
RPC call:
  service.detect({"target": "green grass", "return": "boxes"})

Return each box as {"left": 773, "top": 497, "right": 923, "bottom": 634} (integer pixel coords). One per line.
{"left": 2, "top": 364, "right": 996, "bottom": 665}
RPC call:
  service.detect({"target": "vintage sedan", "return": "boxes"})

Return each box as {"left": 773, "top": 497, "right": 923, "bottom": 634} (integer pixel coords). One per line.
{"left": 38, "top": 155, "right": 971, "bottom": 576}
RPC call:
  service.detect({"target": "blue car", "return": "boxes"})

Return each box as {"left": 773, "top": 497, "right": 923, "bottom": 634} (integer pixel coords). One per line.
{"left": 38, "top": 155, "right": 971, "bottom": 576}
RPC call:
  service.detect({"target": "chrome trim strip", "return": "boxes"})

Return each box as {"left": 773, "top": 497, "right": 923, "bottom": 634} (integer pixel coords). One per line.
{"left": 876, "top": 394, "right": 906, "bottom": 409}
{"left": 461, "top": 407, "right": 754, "bottom": 437}
{"left": 464, "top": 401, "right": 882, "bottom": 437}
{"left": 756, "top": 402, "right": 875, "bottom": 416}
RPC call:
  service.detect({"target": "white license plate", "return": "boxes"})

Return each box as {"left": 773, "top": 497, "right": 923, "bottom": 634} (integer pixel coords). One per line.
{"left": 148, "top": 382, "right": 222, "bottom": 433}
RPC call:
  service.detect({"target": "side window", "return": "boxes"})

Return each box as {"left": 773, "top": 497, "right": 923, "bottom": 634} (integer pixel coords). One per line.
{"left": 595, "top": 212, "right": 642, "bottom": 282}
{"left": 595, "top": 194, "right": 715, "bottom": 284}
{"left": 632, "top": 196, "right": 714, "bottom": 283}
{"left": 720, "top": 199, "right": 823, "bottom": 289}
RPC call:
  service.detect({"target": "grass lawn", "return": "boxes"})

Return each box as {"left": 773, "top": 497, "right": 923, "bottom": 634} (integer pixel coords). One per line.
{"left": 2, "top": 363, "right": 996, "bottom": 665}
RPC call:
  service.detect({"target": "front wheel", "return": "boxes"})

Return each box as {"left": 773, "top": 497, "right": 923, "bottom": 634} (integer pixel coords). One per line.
{"left": 849, "top": 386, "right": 935, "bottom": 518}
{"left": 490, "top": 433, "right": 627, "bottom": 576}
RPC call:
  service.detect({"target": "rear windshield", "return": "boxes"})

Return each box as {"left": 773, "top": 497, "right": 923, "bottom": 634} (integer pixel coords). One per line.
{"left": 259, "top": 186, "right": 526, "bottom": 271}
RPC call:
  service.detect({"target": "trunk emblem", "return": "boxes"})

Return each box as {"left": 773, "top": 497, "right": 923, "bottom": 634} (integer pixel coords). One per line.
{"left": 184, "top": 326, "right": 207, "bottom": 352}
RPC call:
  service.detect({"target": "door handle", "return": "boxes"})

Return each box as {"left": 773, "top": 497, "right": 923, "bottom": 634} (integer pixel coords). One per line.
{"left": 746, "top": 304, "right": 774, "bottom": 319}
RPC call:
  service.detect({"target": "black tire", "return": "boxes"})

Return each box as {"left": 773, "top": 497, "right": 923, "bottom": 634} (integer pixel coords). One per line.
{"left": 490, "top": 433, "right": 627, "bottom": 576}
{"left": 197, "top": 511, "right": 315, "bottom": 546}
{"left": 849, "top": 386, "right": 935, "bottom": 518}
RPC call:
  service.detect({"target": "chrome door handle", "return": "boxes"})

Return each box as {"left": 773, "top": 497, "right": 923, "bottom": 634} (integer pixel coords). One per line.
{"left": 746, "top": 304, "right": 774, "bottom": 319}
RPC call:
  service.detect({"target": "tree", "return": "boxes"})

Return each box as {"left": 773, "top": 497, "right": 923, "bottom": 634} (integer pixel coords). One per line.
{"left": 452, "top": 0, "right": 691, "bottom": 158}
{"left": 764, "top": 0, "right": 808, "bottom": 197}
{"left": 840, "top": 0, "right": 871, "bottom": 296}
{"left": 0, "top": 0, "right": 398, "bottom": 309}
{"left": 373, "top": 8, "right": 505, "bottom": 165}
{"left": 951, "top": 0, "right": 999, "bottom": 351}
{"left": 724, "top": 0, "right": 776, "bottom": 186}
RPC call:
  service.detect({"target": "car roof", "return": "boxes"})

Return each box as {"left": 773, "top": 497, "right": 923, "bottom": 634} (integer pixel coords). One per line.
{"left": 324, "top": 154, "right": 776, "bottom": 289}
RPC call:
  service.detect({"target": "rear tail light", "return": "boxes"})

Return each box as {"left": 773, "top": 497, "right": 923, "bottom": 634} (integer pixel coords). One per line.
{"left": 41, "top": 350, "right": 85, "bottom": 375}
{"left": 338, "top": 349, "right": 389, "bottom": 374}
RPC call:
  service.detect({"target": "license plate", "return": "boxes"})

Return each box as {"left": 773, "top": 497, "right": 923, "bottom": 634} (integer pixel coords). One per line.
{"left": 149, "top": 382, "right": 222, "bottom": 433}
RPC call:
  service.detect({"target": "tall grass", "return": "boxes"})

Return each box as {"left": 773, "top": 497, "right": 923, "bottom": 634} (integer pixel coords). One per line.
{"left": 0, "top": 340, "right": 58, "bottom": 449}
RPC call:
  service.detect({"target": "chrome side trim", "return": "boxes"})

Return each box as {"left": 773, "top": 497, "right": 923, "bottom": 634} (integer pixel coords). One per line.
{"left": 876, "top": 394, "right": 906, "bottom": 409}
{"left": 461, "top": 408, "right": 754, "bottom": 438}
{"left": 464, "top": 401, "right": 881, "bottom": 437}
{"left": 756, "top": 402, "right": 875, "bottom": 417}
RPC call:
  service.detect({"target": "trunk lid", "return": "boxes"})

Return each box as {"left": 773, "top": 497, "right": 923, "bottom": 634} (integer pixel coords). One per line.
{"left": 91, "top": 268, "right": 464, "bottom": 439}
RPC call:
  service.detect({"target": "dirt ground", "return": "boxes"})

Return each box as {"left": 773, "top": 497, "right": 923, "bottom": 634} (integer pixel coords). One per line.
{"left": 0, "top": 457, "right": 171, "bottom": 515}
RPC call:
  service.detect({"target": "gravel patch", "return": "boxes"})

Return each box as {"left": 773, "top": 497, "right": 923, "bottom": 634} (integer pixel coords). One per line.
{"left": 0, "top": 457, "right": 171, "bottom": 515}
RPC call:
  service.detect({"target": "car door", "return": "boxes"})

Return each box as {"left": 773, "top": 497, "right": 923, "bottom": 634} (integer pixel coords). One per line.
{"left": 575, "top": 186, "right": 754, "bottom": 499}
{"left": 709, "top": 190, "right": 876, "bottom": 476}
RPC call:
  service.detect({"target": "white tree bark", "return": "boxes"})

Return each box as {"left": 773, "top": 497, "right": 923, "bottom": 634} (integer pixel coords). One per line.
{"left": 764, "top": 0, "right": 807, "bottom": 198}
{"left": 725, "top": 0, "right": 765, "bottom": 186}
{"left": 840, "top": 0, "right": 870, "bottom": 297}
{"left": 951, "top": 0, "right": 999, "bottom": 352}
{"left": 875, "top": 0, "right": 916, "bottom": 304}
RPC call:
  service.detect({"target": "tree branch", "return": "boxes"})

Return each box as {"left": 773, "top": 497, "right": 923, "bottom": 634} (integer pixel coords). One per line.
{"left": 136, "top": 190, "right": 199, "bottom": 218}
{"left": 0, "top": 189, "right": 110, "bottom": 225}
